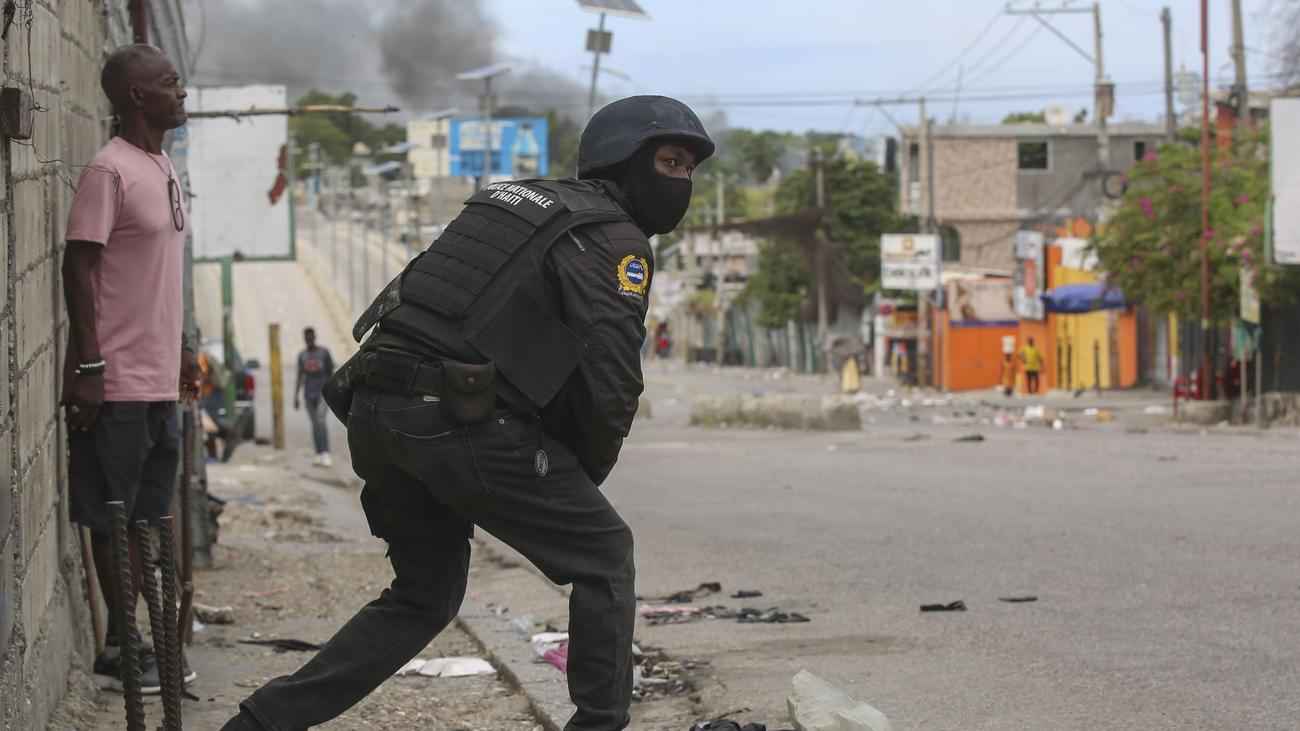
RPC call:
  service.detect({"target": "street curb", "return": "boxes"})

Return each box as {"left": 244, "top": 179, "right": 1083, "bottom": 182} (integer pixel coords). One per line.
{"left": 456, "top": 598, "right": 575, "bottom": 731}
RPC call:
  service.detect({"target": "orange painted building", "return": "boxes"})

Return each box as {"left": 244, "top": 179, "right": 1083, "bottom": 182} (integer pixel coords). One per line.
{"left": 934, "top": 236, "right": 1140, "bottom": 393}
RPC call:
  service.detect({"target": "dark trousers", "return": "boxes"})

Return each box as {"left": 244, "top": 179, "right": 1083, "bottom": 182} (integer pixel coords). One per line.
{"left": 1026, "top": 370, "right": 1041, "bottom": 394}
{"left": 239, "top": 386, "right": 636, "bottom": 731}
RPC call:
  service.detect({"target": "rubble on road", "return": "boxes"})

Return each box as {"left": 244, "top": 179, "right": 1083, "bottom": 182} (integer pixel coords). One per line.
{"left": 393, "top": 656, "right": 496, "bottom": 678}
{"left": 787, "top": 670, "right": 893, "bottom": 731}
{"left": 639, "top": 604, "right": 811, "bottom": 626}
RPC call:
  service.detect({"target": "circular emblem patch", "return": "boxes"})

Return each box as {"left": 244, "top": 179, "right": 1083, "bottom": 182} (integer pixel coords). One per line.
{"left": 617, "top": 255, "right": 650, "bottom": 295}
{"left": 534, "top": 449, "right": 549, "bottom": 478}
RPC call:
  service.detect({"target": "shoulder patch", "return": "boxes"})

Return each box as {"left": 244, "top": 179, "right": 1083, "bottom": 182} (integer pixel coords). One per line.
{"left": 617, "top": 254, "right": 650, "bottom": 298}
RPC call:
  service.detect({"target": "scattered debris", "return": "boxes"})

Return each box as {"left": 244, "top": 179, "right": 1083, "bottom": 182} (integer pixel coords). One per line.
{"left": 640, "top": 604, "right": 810, "bottom": 625}
{"left": 954, "top": 434, "right": 985, "bottom": 442}
{"left": 731, "top": 590, "right": 763, "bottom": 599}
{"left": 788, "top": 669, "right": 893, "bottom": 731}
{"left": 633, "top": 645, "right": 703, "bottom": 702}
{"left": 902, "top": 432, "right": 929, "bottom": 442}
{"left": 691, "top": 720, "right": 791, "bottom": 731}
{"left": 919, "top": 600, "right": 966, "bottom": 612}
{"left": 237, "top": 637, "right": 321, "bottom": 653}
{"left": 997, "top": 596, "right": 1038, "bottom": 603}
{"left": 393, "top": 656, "right": 495, "bottom": 678}
{"left": 541, "top": 642, "right": 569, "bottom": 673}
{"left": 192, "top": 602, "right": 234, "bottom": 624}
{"left": 640, "top": 581, "right": 723, "bottom": 603}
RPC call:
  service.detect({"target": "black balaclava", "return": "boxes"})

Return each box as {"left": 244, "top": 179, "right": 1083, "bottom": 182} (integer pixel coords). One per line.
{"left": 614, "top": 142, "right": 693, "bottom": 235}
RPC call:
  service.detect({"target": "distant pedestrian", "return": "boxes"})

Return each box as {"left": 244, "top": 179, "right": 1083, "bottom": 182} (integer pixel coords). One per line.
{"left": 1000, "top": 353, "right": 1017, "bottom": 397}
{"left": 655, "top": 321, "right": 672, "bottom": 358}
{"left": 61, "top": 44, "right": 199, "bottom": 694}
{"left": 1019, "top": 337, "right": 1044, "bottom": 394}
{"left": 294, "top": 327, "right": 335, "bottom": 467}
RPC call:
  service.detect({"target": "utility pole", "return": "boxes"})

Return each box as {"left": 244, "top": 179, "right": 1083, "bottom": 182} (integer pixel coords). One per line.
{"left": 1162, "top": 7, "right": 1176, "bottom": 141}
{"left": 308, "top": 144, "right": 319, "bottom": 255}
{"left": 812, "top": 150, "right": 829, "bottom": 355}
{"left": 587, "top": 12, "right": 607, "bottom": 120}
{"left": 1093, "top": 2, "right": 1110, "bottom": 171}
{"left": 1006, "top": 4, "right": 1109, "bottom": 169}
{"left": 1199, "top": 0, "right": 1212, "bottom": 397}
{"left": 328, "top": 167, "right": 338, "bottom": 288}
{"left": 917, "top": 97, "right": 934, "bottom": 388}
{"left": 348, "top": 193, "right": 356, "bottom": 314}
{"left": 714, "top": 172, "right": 727, "bottom": 366}
{"left": 1230, "top": 0, "right": 1249, "bottom": 129}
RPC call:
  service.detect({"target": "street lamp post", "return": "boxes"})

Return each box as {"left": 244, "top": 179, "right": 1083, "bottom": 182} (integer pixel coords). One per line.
{"left": 457, "top": 64, "right": 512, "bottom": 189}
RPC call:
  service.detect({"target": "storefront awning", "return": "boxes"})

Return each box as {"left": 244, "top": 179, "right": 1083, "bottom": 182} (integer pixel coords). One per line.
{"left": 1040, "top": 283, "right": 1126, "bottom": 314}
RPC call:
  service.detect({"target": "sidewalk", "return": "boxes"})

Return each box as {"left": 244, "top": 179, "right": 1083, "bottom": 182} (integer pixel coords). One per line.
{"left": 62, "top": 446, "right": 541, "bottom": 730}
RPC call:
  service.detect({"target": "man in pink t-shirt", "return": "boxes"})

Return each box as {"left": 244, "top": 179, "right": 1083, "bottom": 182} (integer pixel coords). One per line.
{"left": 62, "top": 44, "right": 200, "bottom": 694}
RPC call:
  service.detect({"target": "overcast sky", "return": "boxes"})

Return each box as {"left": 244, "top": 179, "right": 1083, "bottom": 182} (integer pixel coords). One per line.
{"left": 485, "top": 0, "right": 1284, "bottom": 134}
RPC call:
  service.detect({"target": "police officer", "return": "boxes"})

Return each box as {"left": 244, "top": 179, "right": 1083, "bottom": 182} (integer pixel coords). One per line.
{"left": 222, "top": 96, "right": 712, "bottom": 731}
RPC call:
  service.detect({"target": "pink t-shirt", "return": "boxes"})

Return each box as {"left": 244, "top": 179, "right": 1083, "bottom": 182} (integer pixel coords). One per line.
{"left": 65, "top": 136, "right": 185, "bottom": 402}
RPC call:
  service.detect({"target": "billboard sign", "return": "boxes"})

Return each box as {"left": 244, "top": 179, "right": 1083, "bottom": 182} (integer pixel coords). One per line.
{"left": 1013, "top": 230, "right": 1045, "bottom": 320}
{"left": 880, "top": 234, "right": 939, "bottom": 291}
{"left": 1271, "top": 98, "right": 1300, "bottom": 265}
{"left": 186, "top": 85, "right": 293, "bottom": 261}
{"left": 948, "top": 278, "right": 1017, "bottom": 326}
{"left": 450, "top": 117, "right": 549, "bottom": 179}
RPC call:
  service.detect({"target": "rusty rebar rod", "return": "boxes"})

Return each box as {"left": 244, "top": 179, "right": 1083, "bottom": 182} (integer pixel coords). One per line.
{"left": 135, "top": 521, "right": 182, "bottom": 731}
{"left": 157, "top": 516, "right": 184, "bottom": 729}
{"left": 179, "top": 409, "right": 196, "bottom": 645}
{"left": 107, "top": 501, "right": 146, "bottom": 731}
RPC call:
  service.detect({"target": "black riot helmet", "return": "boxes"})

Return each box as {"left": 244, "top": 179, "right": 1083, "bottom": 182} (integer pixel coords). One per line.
{"left": 577, "top": 95, "right": 714, "bottom": 179}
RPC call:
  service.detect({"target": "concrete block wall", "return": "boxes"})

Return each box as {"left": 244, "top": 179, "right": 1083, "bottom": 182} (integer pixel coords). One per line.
{"left": 2, "top": 1, "right": 114, "bottom": 727}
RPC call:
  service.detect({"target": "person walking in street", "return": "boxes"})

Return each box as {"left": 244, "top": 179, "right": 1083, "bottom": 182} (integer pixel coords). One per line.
{"left": 61, "top": 44, "right": 200, "bottom": 694}
{"left": 294, "top": 327, "right": 335, "bottom": 467}
{"left": 221, "top": 95, "right": 713, "bottom": 731}
{"left": 1019, "top": 337, "right": 1045, "bottom": 394}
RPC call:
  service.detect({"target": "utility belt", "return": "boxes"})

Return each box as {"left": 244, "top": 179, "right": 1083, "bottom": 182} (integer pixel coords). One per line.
{"left": 322, "top": 349, "right": 496, "bottom": 427}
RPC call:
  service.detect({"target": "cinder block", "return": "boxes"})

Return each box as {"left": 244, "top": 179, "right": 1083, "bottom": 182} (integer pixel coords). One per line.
{"left": 0, "top": 518, "right": 15, "bottom": 655}
{"left": 19, "top": 513, "right": 58, "bottom": 646}
{"left": 17, "top": 358, "right": 57, "bottom": 464}
{"left": 19, "top": 444, "right": 54, "bottom": 558}
{"left": 17, "top": 261, "right": 56, "bottom": 365}
{"left": 0, "top": 320, "right": 10, "bottom": 424}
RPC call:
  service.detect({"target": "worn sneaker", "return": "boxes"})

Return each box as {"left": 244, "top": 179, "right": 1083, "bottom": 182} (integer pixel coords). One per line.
{"left": 93, "top": 645, "right": 162, "bottom": 695}
{"left": 181, "top": 651, "right": 198, "bottom": 685}
{"left": 319, "top": 453, "right": 332, "bottom": 468}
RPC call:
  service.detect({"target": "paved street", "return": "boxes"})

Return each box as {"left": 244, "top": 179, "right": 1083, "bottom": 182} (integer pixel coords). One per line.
{"left": 613, "top": 365, "right": 1300, "bottom": 728}
{"left": 209, "top": 254, "right": 1300, "bottom": 730}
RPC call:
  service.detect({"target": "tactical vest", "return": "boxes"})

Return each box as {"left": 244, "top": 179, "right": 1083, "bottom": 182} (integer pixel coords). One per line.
{"left": 352, "top": 178, "right": 635, "bottom": 410}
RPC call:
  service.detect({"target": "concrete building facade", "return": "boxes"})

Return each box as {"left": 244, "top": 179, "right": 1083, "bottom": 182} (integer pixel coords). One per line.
{"left": 899, "top": 122, "right": 1167, "bottom": 270}
{"left": 1, "top": 2, "right": 189, "bottom": 727}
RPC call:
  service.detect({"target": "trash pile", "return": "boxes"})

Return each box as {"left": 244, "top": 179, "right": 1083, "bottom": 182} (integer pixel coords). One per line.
{"left": 632, "top": 644, "right": 702, "bottom": 702}
{"left": 640, "top": 605, "right": 810, "bottom": 626}
{"left": 637, "top": 582, "right": 809, "bottom": 626}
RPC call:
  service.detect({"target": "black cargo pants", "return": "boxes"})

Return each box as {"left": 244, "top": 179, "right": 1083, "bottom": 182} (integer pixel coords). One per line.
{"left": 238, "top": 385, "right": 636, "bottom": 730}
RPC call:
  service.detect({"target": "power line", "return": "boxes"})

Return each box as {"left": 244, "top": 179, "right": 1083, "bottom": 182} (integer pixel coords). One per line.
{"left": 903, "top": 5, "right": 1008, "bottom": 94}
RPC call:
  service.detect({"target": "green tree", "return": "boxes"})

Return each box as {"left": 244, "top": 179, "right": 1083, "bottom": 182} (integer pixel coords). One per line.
{"left": 1002, "top": 110, "right": 1047, "bottom": 124}
{"left": 1092, "top": 128, "right": 1300, "bottom": 319}
{"left": 743, "top": 240, "right": 812, "bottom": 327}
{"left": 774, "top": 157, "right": 900, "bottom": 286}
{"left": 727, "top": 129, "right": 786, "bottom": 183}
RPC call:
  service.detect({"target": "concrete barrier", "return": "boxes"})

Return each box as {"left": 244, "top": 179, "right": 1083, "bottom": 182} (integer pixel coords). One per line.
{"left": 1176, "top": 399, "right": 1232, "bottom": 425}
{"left": 691, "top": 394, "right": 861, "bottom": 431}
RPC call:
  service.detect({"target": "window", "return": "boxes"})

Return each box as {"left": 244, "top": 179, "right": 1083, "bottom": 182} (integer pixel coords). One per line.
{"left": 1134, "top": 140, "right": 1147, "bottom": 161}
{"left": 1017, "top": 141, "right": 1050, "bottom": 171}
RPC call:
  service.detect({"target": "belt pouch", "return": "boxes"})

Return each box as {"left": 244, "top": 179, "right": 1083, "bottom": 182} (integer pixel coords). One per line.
{"left": 441, "top": 360, "right": 496, "bottom": 426}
